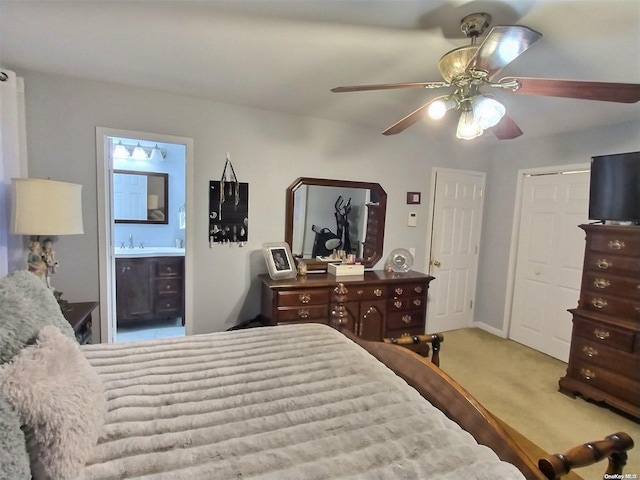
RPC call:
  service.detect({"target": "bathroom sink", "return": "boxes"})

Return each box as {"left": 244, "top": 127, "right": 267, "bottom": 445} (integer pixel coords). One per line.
{"left": 115, "top": 247, "right": 185, "bottom": 257}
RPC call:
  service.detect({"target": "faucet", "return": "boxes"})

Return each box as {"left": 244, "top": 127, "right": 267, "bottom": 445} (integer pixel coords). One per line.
{"left": 128, "top": 234, "right": 134, "bottom": 249}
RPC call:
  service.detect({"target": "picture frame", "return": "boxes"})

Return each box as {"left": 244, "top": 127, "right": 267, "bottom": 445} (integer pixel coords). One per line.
{"left": 263, "top": 242, "right": 297, "bottom": 280}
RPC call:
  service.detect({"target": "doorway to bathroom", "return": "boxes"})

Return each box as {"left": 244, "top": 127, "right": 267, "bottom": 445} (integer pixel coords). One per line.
{"left": 96, "top": 127, "right": 194, "bottom": 344}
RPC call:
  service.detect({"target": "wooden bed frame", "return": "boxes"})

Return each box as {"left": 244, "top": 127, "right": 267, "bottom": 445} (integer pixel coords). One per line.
{"left": 330, "top": 283, "right": 634, "bottom": 480}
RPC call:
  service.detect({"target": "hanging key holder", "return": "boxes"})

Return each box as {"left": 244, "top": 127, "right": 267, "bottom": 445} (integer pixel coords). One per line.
{"left": 209, "top": 153, "right": 249, "bottom": 246}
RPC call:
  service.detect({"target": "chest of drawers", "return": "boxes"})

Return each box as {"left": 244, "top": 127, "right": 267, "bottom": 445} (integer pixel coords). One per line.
{"left": 559, "top": 224, "right": 640, "bottom": 418}
{"left": 259, "top": 270, "right": 434, "bottom": 342}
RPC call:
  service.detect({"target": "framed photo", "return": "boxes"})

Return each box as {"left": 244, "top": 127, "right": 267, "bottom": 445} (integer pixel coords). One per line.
{"left": 263, "top": 242, "right": 297, "bottom": 280}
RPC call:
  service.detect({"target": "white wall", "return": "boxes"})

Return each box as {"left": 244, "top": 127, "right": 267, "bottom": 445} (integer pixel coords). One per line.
{"left": 15, "top": 70, "right": 488, "bottom": 336}
{"left": 13, "top": 69, "right": 638, "bottom": 338}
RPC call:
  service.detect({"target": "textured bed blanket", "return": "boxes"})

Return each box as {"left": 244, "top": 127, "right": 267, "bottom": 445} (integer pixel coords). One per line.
{"left": 81, "top": 324, "right": 524, "bottom": 480}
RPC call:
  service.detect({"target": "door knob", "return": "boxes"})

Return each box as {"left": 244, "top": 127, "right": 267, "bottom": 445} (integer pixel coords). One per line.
{"left": 431, "top": 260, "right": 441, "bottom": 267}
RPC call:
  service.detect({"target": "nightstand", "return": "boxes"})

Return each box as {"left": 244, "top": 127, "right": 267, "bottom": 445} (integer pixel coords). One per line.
{"left": 63, "top": 301, "right": 98, "bottom": 345}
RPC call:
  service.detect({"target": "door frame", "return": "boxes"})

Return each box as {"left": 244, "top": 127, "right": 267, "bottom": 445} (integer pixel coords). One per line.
{"left": 424, "top": 166, "right": 486, "bottom": 332}
{"left": 95, "top": 127, "right": 194, "bottom": 343}
{"left": 502, "top": 162, "right": 590, "bottom": 338}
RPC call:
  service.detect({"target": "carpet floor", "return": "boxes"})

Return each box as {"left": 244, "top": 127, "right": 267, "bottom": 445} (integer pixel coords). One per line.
{"left": 439, "top": 328, "right": 639, "bottom": 480}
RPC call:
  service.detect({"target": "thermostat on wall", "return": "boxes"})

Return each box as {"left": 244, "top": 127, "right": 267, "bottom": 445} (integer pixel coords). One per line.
{"left": 408, "top": 212, "right": 417, "bottom": 227}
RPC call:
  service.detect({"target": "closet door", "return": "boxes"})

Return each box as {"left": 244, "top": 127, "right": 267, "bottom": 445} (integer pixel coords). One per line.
{"left": 509, "top": 170, "right": 589, "bottom": 362}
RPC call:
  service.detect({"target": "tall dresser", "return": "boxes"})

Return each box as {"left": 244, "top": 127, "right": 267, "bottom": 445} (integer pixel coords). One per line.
{"left": 559, "top": 224, "right": 640, "bottom": 418}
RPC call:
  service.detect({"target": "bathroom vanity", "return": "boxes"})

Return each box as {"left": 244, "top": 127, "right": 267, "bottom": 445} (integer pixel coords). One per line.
{"left": 115, "top": 248, "right": 185, "bottom": 326}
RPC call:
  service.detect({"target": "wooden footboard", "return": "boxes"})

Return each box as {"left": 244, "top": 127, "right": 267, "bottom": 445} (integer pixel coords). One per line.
{"left": 345, "top": 332, "right": 634, "bottom": 480}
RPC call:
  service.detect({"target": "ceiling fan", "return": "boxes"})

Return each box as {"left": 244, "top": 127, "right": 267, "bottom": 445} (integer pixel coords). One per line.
{"left": 331, "top": 13, "right": 640, "bottom": 140}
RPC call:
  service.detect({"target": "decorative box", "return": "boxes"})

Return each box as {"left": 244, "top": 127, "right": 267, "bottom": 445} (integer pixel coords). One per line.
{"left": 327, "top": 262, "right": 365, "bottom": 276}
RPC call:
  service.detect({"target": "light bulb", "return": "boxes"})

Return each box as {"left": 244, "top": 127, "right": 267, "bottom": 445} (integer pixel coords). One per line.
{"left": 472, "top": 96, "right": 506, "bottom": 129}
{"left": 113, "top": 141, "right": 129, "bottom": 158}
{"left": 456, "top": 109, "right": 483, "bottom": 140}
{"left": 132, "top": 143, "right": 148, "bottom": 160}
{"left": 428, "top": 96, "right": 457, "bottom": 120}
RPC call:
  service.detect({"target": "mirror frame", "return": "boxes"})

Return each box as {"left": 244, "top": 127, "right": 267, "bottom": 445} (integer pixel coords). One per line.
{"left": 113, "top": 170, "right": 169, "bottom": 225}
{"left": 285, "top": 177, "right": 387, "bottom": 271}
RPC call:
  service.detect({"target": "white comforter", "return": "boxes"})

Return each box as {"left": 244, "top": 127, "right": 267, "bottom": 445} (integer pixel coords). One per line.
{"left": 81, "top": 323, "right": 524, "bottom": 479}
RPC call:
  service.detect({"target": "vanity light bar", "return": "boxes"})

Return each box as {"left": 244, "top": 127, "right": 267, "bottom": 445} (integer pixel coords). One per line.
{"left": 113, "top": 141, "right": 166, "bottom": 160}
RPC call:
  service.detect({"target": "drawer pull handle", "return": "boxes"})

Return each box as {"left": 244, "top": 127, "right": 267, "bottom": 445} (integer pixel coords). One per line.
{"left": 402, "top": 315, "right": 412, "bottom": 324}
{"left": 593, "top": 328, "right": 610, "bottom": 340}
{"left": 394, "top": 300, "right": 403, "bottom": 309}
{"left": 608, "top": 240, "right": 625, "bottom": 250}
{"left": 374, "top": 288, "right": 383, "bottom": 297}
{"left": 591, "top": 298, "right": 607, "bottom": 309}
{"left": 593, "top": 278, "right": 610, "bottom": 289}
{"left": 414, "top": 286, "right": 423, "bottom": 294}
{"left": 582, "top": 346, "right": 598, "bottom": 357}
{"left": 166, "top": 285, "right": 171, "bottom": 290}
{"left": 395, "top": 287, "right": 404, "bottom": 295}
{"left": 580, "top": 368, "right": 596, "bottom": 380}
{"left": 357, "top": 290, "right": 364, "bottom": 295}
{"left": 413, "top": 299, "right": 422, "bottom": 307}
{"left": 299, "top": 294, "right": 311, "bottom": 304}
{"left": 298, "top": 309, "right": 310, "bottom": 319}
{"left": 596, "top": 259, "right": 611, "bottom": 269}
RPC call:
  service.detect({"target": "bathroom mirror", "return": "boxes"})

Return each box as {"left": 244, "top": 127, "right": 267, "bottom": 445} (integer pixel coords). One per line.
{"left": 113, "top": 170, "right": 169, "bottom": 224}
{"left": 285, "top": 177, "right": 387, "bottom": 270}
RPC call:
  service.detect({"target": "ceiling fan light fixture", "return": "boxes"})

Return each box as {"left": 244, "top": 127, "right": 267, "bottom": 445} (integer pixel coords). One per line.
{"left": 456, "top": 108, "right": 483, "bottom": 140}
{"left": 472, "top": 95, "right": 506, "bottom": 129}
{"left": 428, "top": 96, "right": 458, "bottom": 120}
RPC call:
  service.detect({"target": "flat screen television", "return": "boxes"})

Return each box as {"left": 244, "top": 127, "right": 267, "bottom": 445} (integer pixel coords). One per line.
{"left": 588, "top": 151, "right": 640, "bottom": 224}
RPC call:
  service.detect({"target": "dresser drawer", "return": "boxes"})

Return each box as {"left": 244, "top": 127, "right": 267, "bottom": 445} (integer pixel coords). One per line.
{"left": 156, "top": 257, "right": 183, "bottom": 277}
{"left": 276, "top": 305, "right": 328, "bottom": 322}
{"left": 582, "top": 271, "right": 640, "bottom": 300}
{"left": 385, "top": 326, "right": 425, "bottom": 339}
{"left": 155, "top": 294, "right": 182, "bottom": 315}
{"left": 568, "top": 359, "right": 640, "bottom": 405}
{"left": 574, "top": 317, "right": 636, "bottom": 353}
{"left": 583, "top": 251, "right": 640, "bottom": 275}
{"left": 579, "top": 292, "right": 640, "bottom": 320}
{"left": 570, "top": 336, "right": 640, "bottom": 378}
{"left": 588, "top": 233, "right": 640, "bottom": 257}
{"left": 388, "top": 297, "right": 425, "bottom": 311}
{"left": 156, "top": 278, "right": 181, "bottom": 294}
{"left": 345, "top": 285, "right": 387, "bottom": 301}
{"left": 390, "top": 282, "right": 427, "bottom": 298}
{"left": 276, "top": 288, "right": 329, "bottom": 307}
{"left": 387, "top": 311, "right": 425, "bottom": 330}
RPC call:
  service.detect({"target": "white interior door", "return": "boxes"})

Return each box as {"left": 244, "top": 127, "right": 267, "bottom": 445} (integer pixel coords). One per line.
{"left": 509, "top": 170, "right": 590, "bottom": 361}
{"left": 426, "top": 169, "right": 485, "bottom": 333}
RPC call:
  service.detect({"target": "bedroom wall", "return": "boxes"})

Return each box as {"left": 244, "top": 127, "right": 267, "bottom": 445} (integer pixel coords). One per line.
{"left": 477, "top": 120, "right": 640, "bottom": 333}
{"left": 12, "top": 69, "right": 490, "bottom": 337}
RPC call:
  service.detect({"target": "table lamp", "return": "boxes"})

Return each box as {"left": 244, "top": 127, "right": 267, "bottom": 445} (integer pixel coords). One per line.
{"left": 10, "top": 178, "right": 84, "bottom": 305}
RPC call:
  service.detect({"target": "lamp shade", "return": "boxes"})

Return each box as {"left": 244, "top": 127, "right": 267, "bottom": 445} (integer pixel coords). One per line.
{"left": 11, "top": 178, "right": 84, "bottom": 235}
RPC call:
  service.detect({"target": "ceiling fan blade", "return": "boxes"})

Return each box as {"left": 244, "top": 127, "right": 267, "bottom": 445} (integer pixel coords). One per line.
{"left": 382, "top": 99, "right": 440, "bottom": 135}
{"left": 466, "top": 25, "right": 542, "bottom": 80}
{"left": 500, "top": 77, "right": 640, "bottom": 103}
{"left": 491, "top": 111, "right": 523, "bottom": 140}
{"left": 331, "top": 81, "right": 448, "bottom": 93}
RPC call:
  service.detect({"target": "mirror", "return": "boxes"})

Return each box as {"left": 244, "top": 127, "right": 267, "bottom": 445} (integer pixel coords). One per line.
{"left": 285, "top": 177, "right": 387, "bottom": 270}
{"left": 113, "top": 170, "right": 169, "bottom": 224}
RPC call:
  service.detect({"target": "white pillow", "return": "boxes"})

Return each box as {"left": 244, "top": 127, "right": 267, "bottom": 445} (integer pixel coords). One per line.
{"left": 0, "top": 326, "right": 106, "bottom": 480}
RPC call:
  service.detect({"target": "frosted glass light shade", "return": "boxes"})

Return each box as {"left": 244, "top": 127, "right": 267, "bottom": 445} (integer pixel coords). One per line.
{"left": 132, "top": 143, "right": 148, "bottom": 160}
{"left": 472, "top": 95, "right": 506, "bottom": 129}
{"left": 11, "top": 178, "right": 84, "bottom": 235}
{"left": 113, "top": 141, "right": 129, "bottom": 158}
{"left": 456, "top": 109, "right": 483, "bottom": 140}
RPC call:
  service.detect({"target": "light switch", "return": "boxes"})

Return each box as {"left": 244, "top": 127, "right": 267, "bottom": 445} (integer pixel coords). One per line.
{"left": 408, "top": 211, "right": 417, "bottom": 227}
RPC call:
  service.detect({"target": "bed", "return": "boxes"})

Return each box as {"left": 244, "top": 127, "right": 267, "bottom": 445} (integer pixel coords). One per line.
{"left": 0, "top": 271, "right": 634, "bottom": 480}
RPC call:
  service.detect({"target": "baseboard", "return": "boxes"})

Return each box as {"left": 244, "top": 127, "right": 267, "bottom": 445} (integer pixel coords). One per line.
{"left": 473, "top": 321, "right": 508, "bottom": 338}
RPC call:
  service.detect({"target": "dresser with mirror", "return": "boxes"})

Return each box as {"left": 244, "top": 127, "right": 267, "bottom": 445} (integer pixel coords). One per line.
{"left": 260, "top": 177, "right": 434, "bottom": 342}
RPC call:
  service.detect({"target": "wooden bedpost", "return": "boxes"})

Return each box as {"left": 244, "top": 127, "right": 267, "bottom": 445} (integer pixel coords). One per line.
{"left": 537, "top": 432, "right": 634, "bottom": 480}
